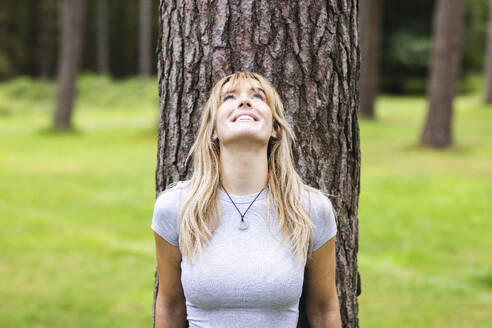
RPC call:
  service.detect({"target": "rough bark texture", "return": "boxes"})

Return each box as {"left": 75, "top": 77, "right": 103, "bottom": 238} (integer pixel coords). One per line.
{"left": 359, "top": 0, "right": 381, "bottom": 119}
{"left": 153, "top": 0, "right": 361, "bottom": 327}
{"left": 53, "top": 0, "right": 86, "bottom": 130}
{"left": 485, "top": 0, "right": 492, "bottom": 103}
{"left": 97, "top": 0, "right": 109, "bottom": 75}
{"left": 139, "top": 0, "right": 152, "bottom": 77}
{"left": 420, "top": 0, "right": 464, "bottom": 148}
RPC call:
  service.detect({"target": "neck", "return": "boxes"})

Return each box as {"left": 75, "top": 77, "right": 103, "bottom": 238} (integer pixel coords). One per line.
{"left": 219, "top": 143, "right": 268, "bottom": 195}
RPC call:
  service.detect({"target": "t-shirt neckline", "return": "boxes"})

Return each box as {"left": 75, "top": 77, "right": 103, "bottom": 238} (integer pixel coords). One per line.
{"left": 218, "top": 187, "right": 267, "bottom": 204}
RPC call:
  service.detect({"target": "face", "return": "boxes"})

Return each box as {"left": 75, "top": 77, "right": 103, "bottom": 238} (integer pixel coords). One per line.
{"left": 213, "top": 78, "right": 277, "bottom": 148}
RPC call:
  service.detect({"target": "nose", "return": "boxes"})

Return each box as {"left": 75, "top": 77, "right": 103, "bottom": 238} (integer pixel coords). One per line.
{"left": 238, "top": 97, "right": 252, "bottom": 109}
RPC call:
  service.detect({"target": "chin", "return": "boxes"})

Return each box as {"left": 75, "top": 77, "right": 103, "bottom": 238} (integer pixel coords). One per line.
{"left": 223, "top": 134, "right": 270, "bottom": 146}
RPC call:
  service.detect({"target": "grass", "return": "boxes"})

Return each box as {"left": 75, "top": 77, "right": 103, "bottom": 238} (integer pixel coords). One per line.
{"left": 358, "top": 90, "right": 492, "bottom": 327}
{"left": 0, "top": 73, "right": 491, "bottom": 327}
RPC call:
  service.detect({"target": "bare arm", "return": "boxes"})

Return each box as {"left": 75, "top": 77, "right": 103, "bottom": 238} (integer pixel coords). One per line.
{"left": 154, "top": 232, "right": 187, "bottom": 328}
{"left": 304, "top": 236, "right": 341, "bottom": 328}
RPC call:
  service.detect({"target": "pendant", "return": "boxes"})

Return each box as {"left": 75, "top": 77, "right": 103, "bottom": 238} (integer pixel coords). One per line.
{"left": 239, "top": 220, "right": 249, "bottom": 230}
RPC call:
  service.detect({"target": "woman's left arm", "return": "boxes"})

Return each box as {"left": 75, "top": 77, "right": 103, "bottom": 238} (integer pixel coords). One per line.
{"left": 304, "top": 235, "right": 341, "bottom": 328}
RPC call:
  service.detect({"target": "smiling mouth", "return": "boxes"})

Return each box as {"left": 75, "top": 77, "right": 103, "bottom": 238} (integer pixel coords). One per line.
{"left": 232, "top": 115, "right": 258, "bottom": 123}
{"left": 233, "top": 119, "right": 256, "bottom": 123}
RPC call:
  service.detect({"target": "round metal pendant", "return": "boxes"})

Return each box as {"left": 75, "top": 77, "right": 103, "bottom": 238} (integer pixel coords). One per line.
{"left": 239, "top": 220, "right": 249, "bottom": 230}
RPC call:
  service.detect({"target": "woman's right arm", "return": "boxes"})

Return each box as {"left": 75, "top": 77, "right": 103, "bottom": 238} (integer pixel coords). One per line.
{"left": 154, "top": 232, "right": 187, "bottom": 328}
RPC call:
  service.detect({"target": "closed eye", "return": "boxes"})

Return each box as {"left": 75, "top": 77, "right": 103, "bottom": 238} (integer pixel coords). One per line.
{"left": 223, "top": 93, "right": 264, "bottom": 102}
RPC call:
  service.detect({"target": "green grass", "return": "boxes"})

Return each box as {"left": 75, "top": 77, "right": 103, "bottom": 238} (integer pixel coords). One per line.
{"left": 0, "top": 74, "right": 491, "bottom": 327}
{"left": 358, "top": 91, "right": 492, "bottom": 327}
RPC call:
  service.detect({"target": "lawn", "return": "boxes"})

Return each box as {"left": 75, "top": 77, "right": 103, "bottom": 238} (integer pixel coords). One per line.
{"left": 0, "top": 74, "right": 490, "bottom": 327}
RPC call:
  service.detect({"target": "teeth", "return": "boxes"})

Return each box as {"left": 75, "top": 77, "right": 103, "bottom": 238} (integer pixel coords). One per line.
{"left": 235, "top": 115, "right": 254, "bottom": 122}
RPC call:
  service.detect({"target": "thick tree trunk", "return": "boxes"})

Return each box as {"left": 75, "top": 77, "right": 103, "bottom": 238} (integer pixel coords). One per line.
{"left": 53, "top": 0, "right": 86, "bottom": 131}
{"left": 97, "top": 0, "right": 109, "bottom": 75}
{"left": 153, "top": 1, "right": 361, "bottom": 327}
{"left": 139, "top": 0, "right": 152, "bottom": 77}
{"left": 485, "top": 0, "right": 492, "bottom": 103}
{"left": 359, "top": 0, "right": 382, "bottom": 119}
{"left": 420, "top": 0, "right": 464, "bottom": 148}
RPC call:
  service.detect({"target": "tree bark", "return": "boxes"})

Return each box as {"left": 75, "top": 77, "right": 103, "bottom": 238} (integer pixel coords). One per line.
{"left": 97, "top": 0, "right": 110, "bottom": 75}
{"left": 485, "top": 0, "right": 492, "bottom": 103}
{"left": 139, "top": 0, "right": 152, "bottom": 77}
{"left": 420, "top": 0, "right": 464, "bottom": 148}
{"left": 53, "top": 0, "right": 86, "bottom": 131}
{"left": 153, "top": 0, "right": 361, "bottom": 327}
{"left": 359, "top": 0, "right": 382, "bottom": 119}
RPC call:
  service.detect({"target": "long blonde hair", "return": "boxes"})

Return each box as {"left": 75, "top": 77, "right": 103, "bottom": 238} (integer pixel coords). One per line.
{"left": 167, "top": 71, "right": 330, "bottom": 268}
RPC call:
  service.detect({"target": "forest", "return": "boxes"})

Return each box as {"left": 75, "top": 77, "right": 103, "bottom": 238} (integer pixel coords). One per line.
{"left": 0, "top": 0, "right": 490, "bottom": 327}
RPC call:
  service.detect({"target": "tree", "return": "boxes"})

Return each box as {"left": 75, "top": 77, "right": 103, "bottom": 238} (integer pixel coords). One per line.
{"left": 53, "top": 0, "right": 86, "bottom": 130}
{"left": 139, "top": 0, "right": 151, "bottom": 77}
{"left": 36, "top": 0, "right": 57, "bottom": 78}
{"left": 97, "top": 0, "right": 109, "bottom": 75}
{"left": 420, "top": 0, "right": 465, "bottom": 148}
{"left": 485, "top": 0, "right": 492, "bottom": 103}
{"left": 359, "top": 0, "right": 382, "bottom": 119}
{"left": 153, "top": 1, "right": 361, "bottom": 327}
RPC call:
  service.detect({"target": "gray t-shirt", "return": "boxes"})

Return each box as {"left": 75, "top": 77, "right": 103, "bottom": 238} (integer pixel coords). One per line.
{"left": 151, "top": 181, "right": 337, "bottom": 328}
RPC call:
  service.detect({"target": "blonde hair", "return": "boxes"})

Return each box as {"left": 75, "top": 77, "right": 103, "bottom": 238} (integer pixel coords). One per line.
{"left": 165, "top": 71, "right": 332, "bottom": 268}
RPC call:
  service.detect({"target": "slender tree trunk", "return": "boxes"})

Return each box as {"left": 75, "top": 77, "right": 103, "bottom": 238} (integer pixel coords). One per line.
{"left": 485, "top": 0, "right": 492, "bottom": 103}
{"left": 139, "top": 0, "right": 151, "bottom": 78}
{"left": 97, "top": 0, "right": 109, "bottom": 75}
{"left": 29, "top": 0, "right": 40, "bottom": 76}
{"left": 359, "top": 0, "right": 382, "bottom": 119}
{"left": 53, "top": 0, "right": 86, "bottom": 131}
{"left": 37, "top": 0, "right": 57, "bottom": 78}
{"left": 420, "top": 0, "right": 464, "bottom": 148}
{"left": 153, "top": 1, "right": 361, "bottom": 327}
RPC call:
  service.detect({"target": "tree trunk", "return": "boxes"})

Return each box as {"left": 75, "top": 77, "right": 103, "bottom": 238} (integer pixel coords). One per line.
{"left": 139, "top": 0, "right": 151, "bottom": 77}
{"left": 420, "top": 0, "right": 464, "bottom": 148}
{"left": 53, "top": 0, "right": 86, "bottom": 131}
{"left": 485, "top": 0, "right": 492, "bottom": 103}
{"left": 97, "top": 0, "right": 109, "bottom": 75}
{"left": 153, "top": 1, "right": 361, "bottom": 327}
{"left": 37, "top": 0, "right": 57, "bottom": 78}
{"left": 359, "top": 0, "right": 382, "bottom": 119}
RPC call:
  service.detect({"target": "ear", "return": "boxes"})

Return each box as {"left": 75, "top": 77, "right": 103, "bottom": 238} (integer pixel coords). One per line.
{"left": 271, "top": 129, "right": 279, "bottom": 139}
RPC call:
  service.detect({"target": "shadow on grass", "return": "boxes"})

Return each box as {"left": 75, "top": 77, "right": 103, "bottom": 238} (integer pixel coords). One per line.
{"left": 37, "top": 125, "right": 85, "bottom": 137}
{"left": 469, "top": 271, "right": 492, "bottom": 289}
{"left": 401, "top": 140, "right": 476, "bottom": 155}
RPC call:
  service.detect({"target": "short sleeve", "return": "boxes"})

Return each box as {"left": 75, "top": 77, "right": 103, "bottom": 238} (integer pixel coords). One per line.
{"left": 309, "top": 192, "right": 337, "bottom": 251}
{"left": 150, "top": 187, "right": 182, "bottom": 247}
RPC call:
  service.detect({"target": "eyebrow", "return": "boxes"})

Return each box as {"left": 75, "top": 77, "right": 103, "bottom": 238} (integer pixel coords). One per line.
{"left": 222, "top": 87, "right": 266, "bottom": 97}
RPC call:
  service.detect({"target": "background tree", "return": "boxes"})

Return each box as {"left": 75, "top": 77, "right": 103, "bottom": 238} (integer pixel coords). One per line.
{"left": 153, "top": 0, "right": 361, "bottom": 327}
{"left": 53, "top": 0, "right": 86, "bottom": 130}
{"left": 359, "top": 0, "right": 383, "bottom": 119}
{"left": 420, "top": 0, "right": 465, "bottom": 148}
{"left": 485, "top": 0, "right": 492, "bottom": 103}
{"left": 97, "top": 0, "right": 109, "bottom": 75}
{"left": 139, "top": 0, "right": 152, "bottom": 78}
{"left": 31, "top": 0, "right": 57, "bottom": 78}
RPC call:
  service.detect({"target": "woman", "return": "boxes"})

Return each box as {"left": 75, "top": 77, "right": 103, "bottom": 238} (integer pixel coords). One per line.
{"left": 151, "top": 71, "right": 340, "bottom": 327}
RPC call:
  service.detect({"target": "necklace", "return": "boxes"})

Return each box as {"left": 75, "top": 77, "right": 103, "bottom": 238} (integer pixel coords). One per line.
{"left": 219, "top": 181, "right": 265, "bottom": 230}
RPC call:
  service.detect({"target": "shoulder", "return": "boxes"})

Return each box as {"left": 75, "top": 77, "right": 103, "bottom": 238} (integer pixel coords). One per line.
{"left": 155, "top": 180, "right": 189, "bottom": 209}
{"left": 302, "top": 187, "right": 335, "bottom": 218}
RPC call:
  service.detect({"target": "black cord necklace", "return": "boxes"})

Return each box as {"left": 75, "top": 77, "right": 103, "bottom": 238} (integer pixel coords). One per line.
{"left": 219, "top": 181, "right": 265, "bottom": 230}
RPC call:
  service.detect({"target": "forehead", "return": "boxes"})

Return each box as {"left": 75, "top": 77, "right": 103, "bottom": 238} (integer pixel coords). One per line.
{"left": 220, "top": 77, "right": 263, "bottom": 95}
